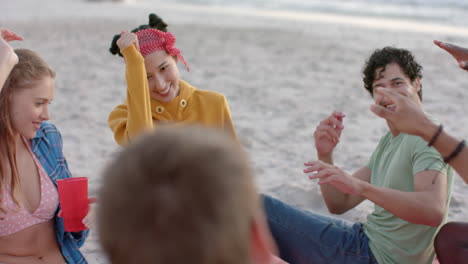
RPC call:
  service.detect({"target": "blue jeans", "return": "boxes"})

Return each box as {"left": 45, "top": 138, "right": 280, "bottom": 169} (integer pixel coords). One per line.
{"left": 263, "top": 195, "right": 378, "bottom": 264}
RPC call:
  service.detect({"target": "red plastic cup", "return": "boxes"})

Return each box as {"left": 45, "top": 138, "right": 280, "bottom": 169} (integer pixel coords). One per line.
{"left": 57, "top": 177, "right": 89, "bottom": 232}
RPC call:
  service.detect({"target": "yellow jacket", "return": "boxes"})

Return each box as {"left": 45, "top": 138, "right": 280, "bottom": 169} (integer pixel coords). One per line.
{"left": 108, "top": 45, "right": 237, "bottom": 146}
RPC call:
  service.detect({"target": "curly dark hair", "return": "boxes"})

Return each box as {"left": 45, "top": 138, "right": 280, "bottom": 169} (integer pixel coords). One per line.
{"left": 362, "top": 46, "right": 423, "bottom": 100}
{"left": 109, "top": 13, "right": 168, "bottom": 57}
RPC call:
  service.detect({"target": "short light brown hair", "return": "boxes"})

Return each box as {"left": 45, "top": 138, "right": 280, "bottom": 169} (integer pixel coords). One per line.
{"left": 98, "top": 126, "right": 258, "bottom": 264}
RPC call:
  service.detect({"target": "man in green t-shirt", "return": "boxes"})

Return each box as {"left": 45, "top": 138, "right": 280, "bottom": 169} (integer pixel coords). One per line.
{"left": 263, "top": 47, "right": 454, "bottom": 264}
{"left": 370, "top": 40, "right": 468, "bottom": 264}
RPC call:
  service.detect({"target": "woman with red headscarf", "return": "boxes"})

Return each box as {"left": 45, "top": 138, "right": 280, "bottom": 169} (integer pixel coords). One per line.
{"left": 108, "top": 14, "right": 237, "bottom": 146}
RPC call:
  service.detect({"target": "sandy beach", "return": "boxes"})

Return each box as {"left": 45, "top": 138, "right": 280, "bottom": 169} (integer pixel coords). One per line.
{"left": 2, "top": 0, "right": 468, "bottom": 262}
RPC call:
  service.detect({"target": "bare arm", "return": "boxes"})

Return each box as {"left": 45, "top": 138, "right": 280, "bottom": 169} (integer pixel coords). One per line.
{"left": 415, "top": 122, "right": 468, "bottom": 184}
{"left": 309, "top": 112, "right": 369, "bottom": 213}
{"left": 0, "top": 28, "right": 22, "bottom": 91}
{"left": 434, "top": 40, "right": 468, "bottom": 71}
{"left": 305, "top": 164, "right": 370, "bottom": 214}
{"left": 360, "top": 169, "right": 447, "bottom": 226}
{"left": 307, "top": 161, "right": 448, "bottom": 226}
{"left": 371, "top": 88, "right": 468, "bottom": 183}
{"left": 108, "top": 32, "right": 153, "bottom": 146}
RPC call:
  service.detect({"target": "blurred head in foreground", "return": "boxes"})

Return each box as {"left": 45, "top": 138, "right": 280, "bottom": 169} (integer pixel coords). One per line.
{"left": 98, "top": 126, "right": 277, "bottom": 264}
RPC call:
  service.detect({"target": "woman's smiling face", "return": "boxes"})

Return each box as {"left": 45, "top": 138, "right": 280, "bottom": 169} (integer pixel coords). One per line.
{"left": 144, "top": 50, "right": 180, "bottom": 102}
{"left": 9, "top": 76, "right": 54, "bottom": 139}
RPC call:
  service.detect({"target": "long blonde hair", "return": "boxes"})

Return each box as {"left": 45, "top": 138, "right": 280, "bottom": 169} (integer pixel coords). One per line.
{"left": 0, "top": 49, "right": 55, "bottom": 208}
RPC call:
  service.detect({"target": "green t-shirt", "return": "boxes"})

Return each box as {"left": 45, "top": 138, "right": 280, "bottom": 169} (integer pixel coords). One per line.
{"left": 363, "top": 132, "right": 454, "bottom": 264}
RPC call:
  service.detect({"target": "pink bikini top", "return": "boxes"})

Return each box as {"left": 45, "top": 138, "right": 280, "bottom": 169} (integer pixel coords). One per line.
{"left": 0, "top": 137, "right": 59, "bottom": 236}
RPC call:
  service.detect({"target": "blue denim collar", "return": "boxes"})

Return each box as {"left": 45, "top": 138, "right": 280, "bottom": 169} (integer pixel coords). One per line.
{"left": 31, "top": 122, "right": 50, "bottom": 150}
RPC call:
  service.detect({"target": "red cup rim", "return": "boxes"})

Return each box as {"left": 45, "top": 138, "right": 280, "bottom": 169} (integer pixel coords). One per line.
{"left": 57, "top": 177, "right": 88, "bottom": 183}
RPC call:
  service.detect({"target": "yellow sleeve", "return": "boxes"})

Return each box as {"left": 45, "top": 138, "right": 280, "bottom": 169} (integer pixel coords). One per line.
{"left": 222, "top": 95, "right": 238, "bottom": 142}
{"left": 108, "top": 45, "right": 153, "bottom": 146}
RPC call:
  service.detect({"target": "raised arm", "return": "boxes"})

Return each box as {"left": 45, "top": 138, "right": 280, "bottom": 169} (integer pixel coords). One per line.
{"left": 307, "top": 112, "right": 368, "bottom": 213}
{"left": 0, "top": 28, "right": 22, "bottom": 91}
{"left": 434, "top": 40, "right": 468, "bottom": 71}
{"left": 108, "top": 31, "right": 153, "bottom": 146}
{"left": 371, "top": 88, "right": 468, "bottom": 183}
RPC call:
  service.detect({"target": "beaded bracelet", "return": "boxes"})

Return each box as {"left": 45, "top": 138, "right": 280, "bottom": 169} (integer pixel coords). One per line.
{"left": 428, "top": 124, "right": 443, "bottom": 147}
{"left": 444, "top": 140, "right": 466, "bottom": 163}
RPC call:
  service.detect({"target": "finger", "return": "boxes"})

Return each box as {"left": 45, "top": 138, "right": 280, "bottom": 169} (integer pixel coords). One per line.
{"left": 374, "top": 87, "right": 406, "bottom": 103}
{"left": 304, "top": 160, "right": 329, "bottom": 166}
{"left": 316, "top": 170, "right": 342, "bottom": 184}
{"left": 309, "top": 168, "right": 336, "bottom": 180}
{"left": 321, "top": 127, "right": 340, "bottom": 141}
{"left": 82, "top": 217, "right": 93, "bottom": 229}
{"left": 326, "top": 115, "right": 344, "bottom": 129}
{"left": 304, "top": 160, "right": 320, "bottom": 166}
{"left": 82, "top": 208, "right": 95, "bottom": 228}
{"left": 326, "top": 130, "right": 340, "bottom": 143}
{"left": 308, "top": 171, "right": 329, "bottom": 180}
{"left": 333, "top": 111, "right": 346, "bottom": 121}
{"left": 303, "top": 162, "right": 328, "bottom": 173}
{"left": 434, "top": 40, "right": 468, "bottom": 59}
{"left": 370, "top": 104, "right": 393, "bottom": 119}
{"left": 434, "top": 40, "right": 455, "bottom": 53}
{"left": 318, "top": 121, "right": 342, "bottom": 138}
{"left": 336, "top": 125, "right": 344, "bottom": 138}
{"left": 304, "top": 160, "right": 330, "bottom": 168}
{"left": 135, "top": 41, "right": 140, "bottom": 52}
{"left": 315, "top": 129, "right": 338, "bottom": 143}
{"left": 433, "top": 40, "right": 445, "bottom": 50}
{"left": 459, "top": 61, "right": 468, "bottom": 71}
{"left": 118, "top": 30, "right": 128, "bottom": 41}
{"left": 316, "top": 126, "right": 339, "bottom": 138}
{"left": 3, "top": 32, "right": 23, "bottom": 42}
{"left": 0, "top": 29, "right": 23, "bottom": 42}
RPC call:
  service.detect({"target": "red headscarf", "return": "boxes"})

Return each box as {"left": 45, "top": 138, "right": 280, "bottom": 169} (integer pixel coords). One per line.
{"left": 135, "top": 28, "right": 190, "bottom": 71}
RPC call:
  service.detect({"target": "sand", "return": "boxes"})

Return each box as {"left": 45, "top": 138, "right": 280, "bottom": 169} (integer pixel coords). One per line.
{"left": 1, "top": 0, "right": 468, "bottom": 262}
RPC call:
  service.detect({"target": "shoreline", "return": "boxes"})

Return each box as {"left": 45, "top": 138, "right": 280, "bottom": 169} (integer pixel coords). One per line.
{"left": 131, "top": 2, "right": 468, "bottom": 36}
{"left": 2, "top": 0, "right": 468, "bottom": 37}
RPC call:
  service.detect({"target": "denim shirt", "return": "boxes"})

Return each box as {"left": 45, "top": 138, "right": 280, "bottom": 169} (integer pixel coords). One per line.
{"left": 31, "top": 122, "right": 88, "bottom": 264}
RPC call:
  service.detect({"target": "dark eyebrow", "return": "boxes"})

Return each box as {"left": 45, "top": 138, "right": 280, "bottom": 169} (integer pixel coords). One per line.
{"left": 373, "top": 77, "right": 404, "bottom": 88}
{"left": 158, "top": 61, "right": 168, "bottom": 69}
{"left": 147, "top": 61, "right": 169, "bottom": 76}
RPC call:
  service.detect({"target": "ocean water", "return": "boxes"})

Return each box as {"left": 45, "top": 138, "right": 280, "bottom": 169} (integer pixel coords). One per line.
{"left": 150, "top": 0, "right": 468, "bottom": 28}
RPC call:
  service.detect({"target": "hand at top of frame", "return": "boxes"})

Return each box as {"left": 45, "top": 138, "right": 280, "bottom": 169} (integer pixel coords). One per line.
{"left": 434, "top": 40, "right": 468, "bottom": 71}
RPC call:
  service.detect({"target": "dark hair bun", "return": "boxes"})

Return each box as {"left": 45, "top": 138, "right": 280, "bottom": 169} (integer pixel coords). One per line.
{"left": 148, "top": 13, "right": 168, "bottom": 32}
{"left": 109, "top": 34, "right": 121, "bottom": 56}
{"left": 109, "top": 13, "right": 168, "bottom": 57}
